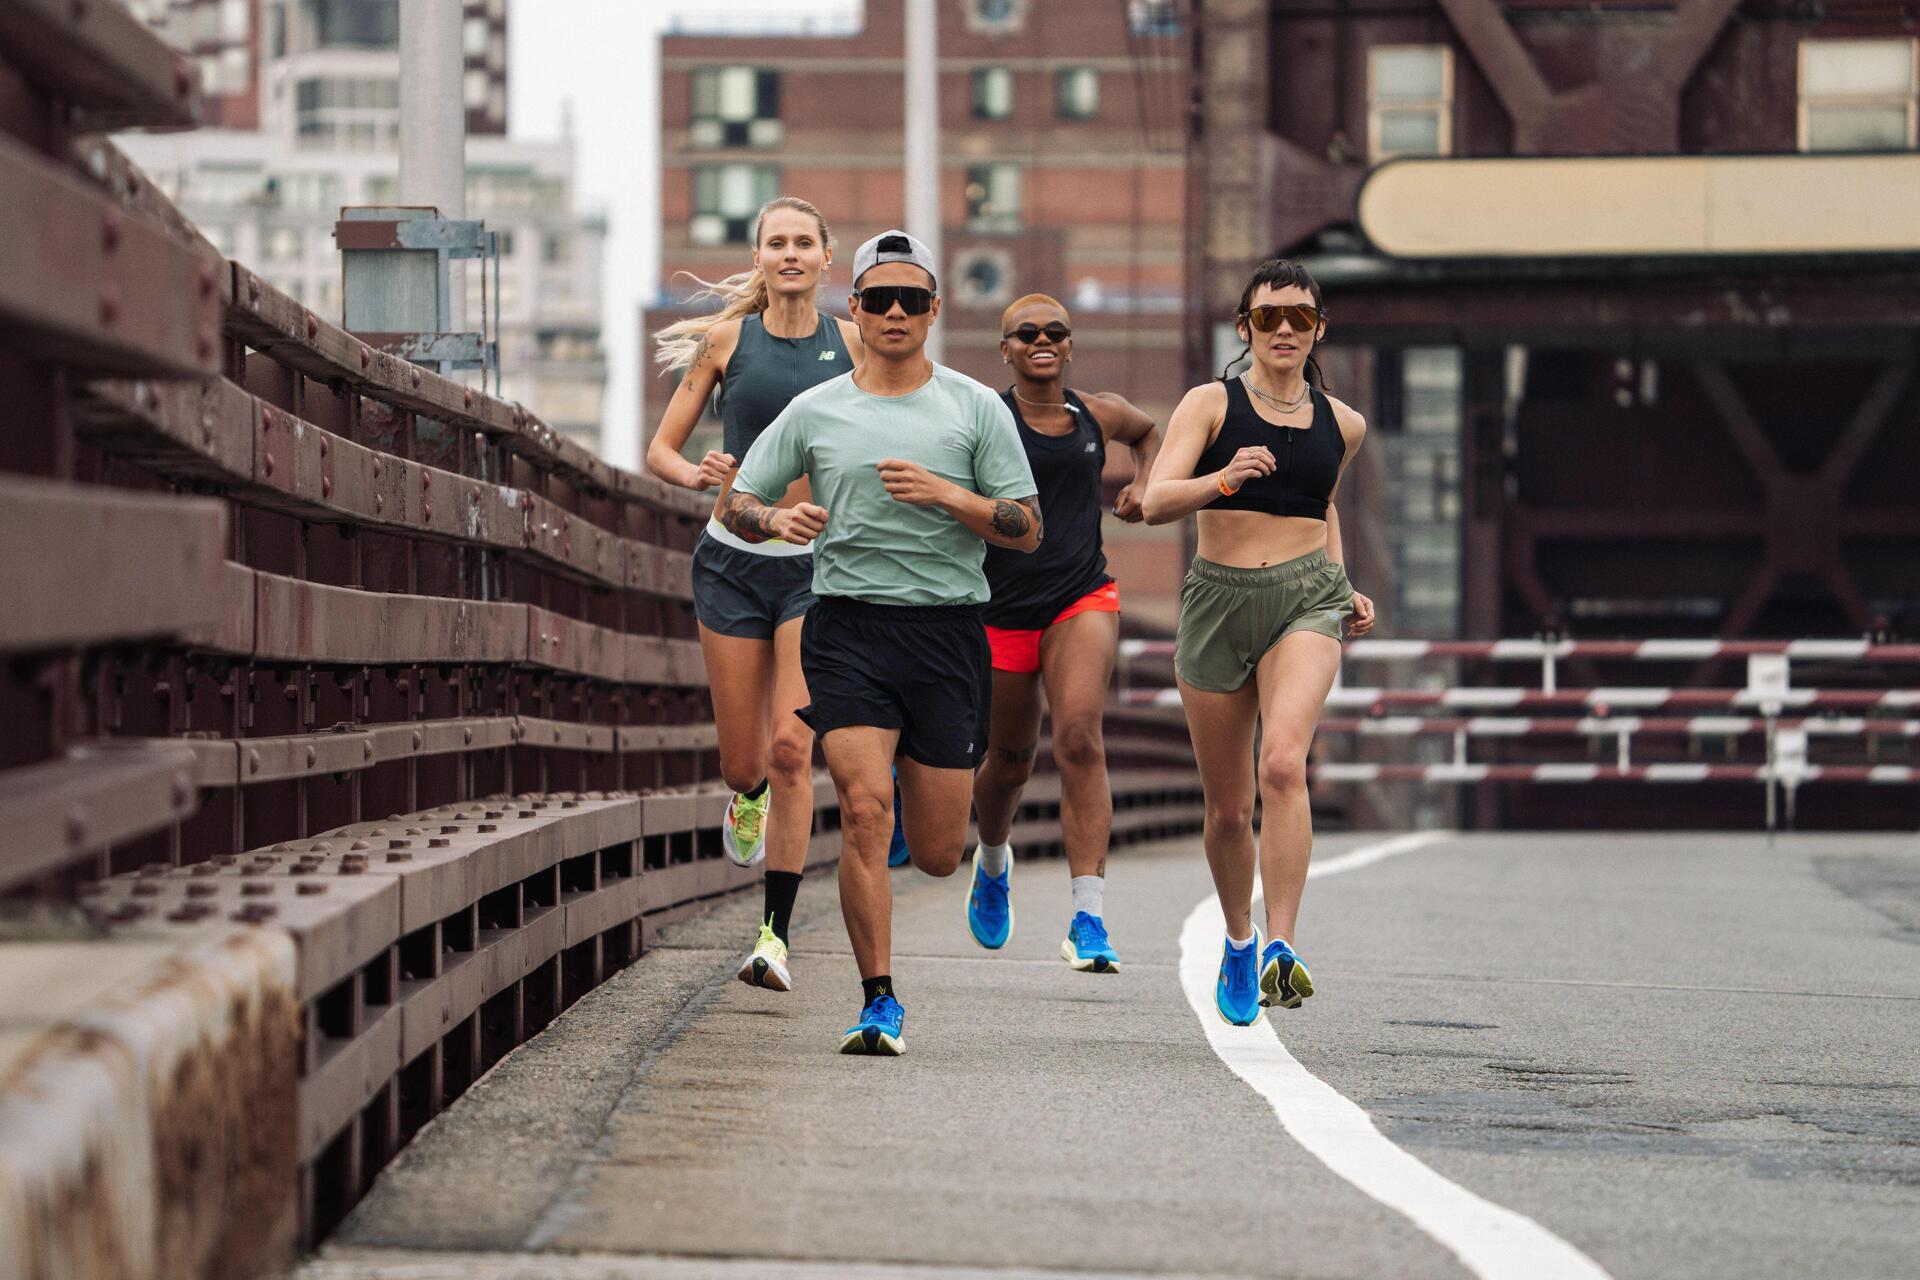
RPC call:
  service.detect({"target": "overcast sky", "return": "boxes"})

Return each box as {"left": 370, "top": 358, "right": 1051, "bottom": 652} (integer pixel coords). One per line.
{"left": 510, "top": 2, "right": 850, "bottom": 468}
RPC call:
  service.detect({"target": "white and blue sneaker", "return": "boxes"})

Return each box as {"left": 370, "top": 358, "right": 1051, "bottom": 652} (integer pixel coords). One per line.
{"left": 965, "top": 845, "right": 1013, "bottom": 949}
{"left": 1259, "top": 938, "right": 1314, "bottom": 1009}
{"left": 1216, "top": 931, "right": 1263, "bottom": 1026}
{"left": 1060, "top": 911, "right": 1120, "bottom": 973}
{"left": 838, "top": 993, "right": 906, "bottom": 1056}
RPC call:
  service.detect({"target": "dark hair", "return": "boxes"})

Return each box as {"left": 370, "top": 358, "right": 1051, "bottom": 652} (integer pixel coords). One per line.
{"left": 1222, "top": 257, "right": 1330, "bottom": 389}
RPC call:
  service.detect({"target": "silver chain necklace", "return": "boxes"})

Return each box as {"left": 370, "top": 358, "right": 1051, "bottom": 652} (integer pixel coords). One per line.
{"left": 1241, "top": 373, "right": 1310, "bottom": 412}
{"left": 1012, "top": 387, "right": 1078, "bottom": 413}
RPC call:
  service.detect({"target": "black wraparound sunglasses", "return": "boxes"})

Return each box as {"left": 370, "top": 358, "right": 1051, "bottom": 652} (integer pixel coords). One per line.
{"left": 853, "top": 285, "right": 937, "bottom": 316}
{"left": 1004, "top": 322, "right": 1071, "bottom": 344}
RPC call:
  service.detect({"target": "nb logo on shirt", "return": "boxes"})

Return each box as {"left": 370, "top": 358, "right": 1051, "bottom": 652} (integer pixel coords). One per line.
{"left": 1085, "top": 441, "right": 1097, "bottom": 452}
{"left": 819, "top": 350, "right": 837, "bottom": 361}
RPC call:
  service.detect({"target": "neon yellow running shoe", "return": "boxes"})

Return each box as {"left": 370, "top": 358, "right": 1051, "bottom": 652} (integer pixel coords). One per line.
{"left": 735, "top": 920, "right": 791, "bottom": 992}
{"left": 722, "top": 789, "right": 769, "bottom": 867}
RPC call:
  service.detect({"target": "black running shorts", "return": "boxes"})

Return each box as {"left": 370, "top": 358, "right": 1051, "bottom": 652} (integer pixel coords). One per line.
{"left": 796, "top": 595, "right": 991, "bottom": 770}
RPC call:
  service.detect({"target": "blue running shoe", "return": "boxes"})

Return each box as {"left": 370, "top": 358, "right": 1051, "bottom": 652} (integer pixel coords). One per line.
{"left": 887, "top": 771, "right": 910, "bottom": 867}
{"left": 838, "top": 993, "right": 906, "bottom": 1056}
{"left": 965, "top": 844, "right": 1013, "bottom": 949}
{"left": 1259, "top": 938, "right": 1314, "bottom": 1009}
{"left": 1216, "top": 931, "right": 1263, "bottom": 1026}
{"left": 1060, "top": 912, "right": 1121, "bottom": 973}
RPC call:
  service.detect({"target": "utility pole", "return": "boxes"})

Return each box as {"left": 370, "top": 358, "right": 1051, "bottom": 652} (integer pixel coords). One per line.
{"left": 904, "top": 0, "right": 943, "bottom": 362}
{"left": 399, "top": 0, "right": 467, "bottom": 324}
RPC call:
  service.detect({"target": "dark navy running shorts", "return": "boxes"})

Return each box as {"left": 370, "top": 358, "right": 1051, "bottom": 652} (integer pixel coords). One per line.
{"left": 691, "top": 529, "right": 816, "bottom": 640}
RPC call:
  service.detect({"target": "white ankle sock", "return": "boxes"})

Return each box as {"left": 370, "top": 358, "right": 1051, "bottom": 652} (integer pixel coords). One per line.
{"left": 977, "top": 839, "right": 1010, "bottom": 877}
{"left": 1070, "top": 875, "right": 1103, "bottom": 918}
{"left": 1227, "top": 932, "right": 1255, "bottom": 950}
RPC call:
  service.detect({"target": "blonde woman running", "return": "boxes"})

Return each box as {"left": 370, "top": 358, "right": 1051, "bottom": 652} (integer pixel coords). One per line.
{"left": 1143, "top": 258, "right": 1376, "bottom": 1027}
{"left": 648, "top": 196, "right": 863, "bottom": 993}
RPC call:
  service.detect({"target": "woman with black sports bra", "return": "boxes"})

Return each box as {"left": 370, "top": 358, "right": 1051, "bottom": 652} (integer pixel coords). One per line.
{"left": 647, "top": 195, "right": 864, "bottom": 997}
{"left": 1142, "top": 258, "right": 1377, "bottom": 1028}
{"left": 963, "top": 293, "right": 1159, "bottom": 974}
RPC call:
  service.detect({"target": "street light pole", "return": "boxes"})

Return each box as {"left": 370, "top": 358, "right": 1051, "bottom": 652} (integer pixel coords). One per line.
{"left": 904, "top": 0, "right": 943, "bottom": 362}
{"left": 399, "top": 0, "right": 467, "bottom": 325}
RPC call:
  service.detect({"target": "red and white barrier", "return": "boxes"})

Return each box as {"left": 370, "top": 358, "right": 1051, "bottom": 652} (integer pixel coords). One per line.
{"left": 1310, "top": 763, "right": 1918, "bottom": 785}
{"left": 1122, "top": 687, "right": 1920, "bottom": 712}
{"left": 1120, "top": 638, "right": 1920, "bottom": 663}
{"left": 1316, "top": 715, "right": 1920, "bottom": 738}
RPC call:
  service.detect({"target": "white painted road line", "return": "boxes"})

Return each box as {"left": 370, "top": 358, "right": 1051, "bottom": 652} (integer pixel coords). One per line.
{"left": 1178, "top": 833, "right": 1614, "bottom": 1280}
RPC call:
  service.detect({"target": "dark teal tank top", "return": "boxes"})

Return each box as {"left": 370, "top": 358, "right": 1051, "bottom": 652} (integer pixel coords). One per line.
{"left": 719, "top": 311, "right": 852, "bottom": 460}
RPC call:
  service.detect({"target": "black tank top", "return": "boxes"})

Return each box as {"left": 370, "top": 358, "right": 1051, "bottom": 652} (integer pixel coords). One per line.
{"left": 717, "top": 311, "right": 851, "bottom": 460}
{"left": 1192, "top": 379, "right": 1344, "bottom": 519}
{"left": 982, "top": 388, "right": 1112, "bottom": 629}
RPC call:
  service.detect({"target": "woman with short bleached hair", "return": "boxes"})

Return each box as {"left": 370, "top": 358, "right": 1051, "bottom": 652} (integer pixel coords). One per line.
{"left": 964, "top": 292, "right": 1160, "bottom": 975}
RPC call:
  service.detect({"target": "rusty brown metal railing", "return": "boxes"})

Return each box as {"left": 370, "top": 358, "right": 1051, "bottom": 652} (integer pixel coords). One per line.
{"left": 0, "top": 5, "right": 1201, "bottom": 1275}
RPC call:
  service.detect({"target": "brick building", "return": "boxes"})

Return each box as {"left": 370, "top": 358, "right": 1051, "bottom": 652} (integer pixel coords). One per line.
{"left": 643, "top": 0, "right": 1194, "bottom": 628}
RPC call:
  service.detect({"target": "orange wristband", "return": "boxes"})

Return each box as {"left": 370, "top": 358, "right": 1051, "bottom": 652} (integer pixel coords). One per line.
{"left": 1217, "top": 472, "right": 1238, "bottom": 497}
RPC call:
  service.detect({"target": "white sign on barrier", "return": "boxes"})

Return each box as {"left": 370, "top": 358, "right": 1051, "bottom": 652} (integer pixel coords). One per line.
{"left": 1772, "top": 727, "right": 1809, "bottom": 782}
{"left": 1748, "top": 653, "right": 1790, "bottom": 715}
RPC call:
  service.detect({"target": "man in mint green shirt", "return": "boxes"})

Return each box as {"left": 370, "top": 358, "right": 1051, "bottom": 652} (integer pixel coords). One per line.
{"left": 720, "top": 229, "right": 1040, "bottom": 1057}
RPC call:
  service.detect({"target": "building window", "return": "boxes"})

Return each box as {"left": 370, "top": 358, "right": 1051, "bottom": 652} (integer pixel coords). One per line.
{"left": 952, "top": 247, "right": 1014, "bottom": 308}
{"left": 463, "top": 16, "right": 488, "bottom": 55}
{"left": 295, "top": 76, "right": 400, "bottom": 150}
{"left": 543, "top": 232, "right": 573, "bottom": 266}
{"left": 691, "top": 66, "right": 782, "bottom": 148}
{"left": 190, "top": 162, "right": 268, "bottom": 205}
{"left": 218, "top": 46, "right": 249, "bottom": 94}
{"left": 313, "top": 0, "right": 399, "bottom": 49}
{"left": 965, "top": 163, "right": 1022, "bottom": 232}
{"left": 966, "top": 0, "right": 1027, "bottom": 35}
{"left": 1128, "top": 1, "right": 1180, "bottom": 36}
{"left": 1799, "top": 39, "right": 1917, "bottom": 151}
{"left": 1055, "top": 67, "right": 1098, "bottom": 120}
{"left": 1369, "top": 45, "right": 1452, "bottom": 160}
{"left": 267, "top": 172, "right": 339, "bottom": 213}
{"left": 971, "top": 67, "right": 1014, "bottom": 120}
{"left": 219, "top": 0, "right": 249, "bottom": 41}
{"left": 691, "top": 163, "right": 779, "bottom": 245}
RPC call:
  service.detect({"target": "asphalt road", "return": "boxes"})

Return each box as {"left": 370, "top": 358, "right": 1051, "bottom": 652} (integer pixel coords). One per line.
{"left": 296, "top": 830, "right": 1920, "bottom": 1280}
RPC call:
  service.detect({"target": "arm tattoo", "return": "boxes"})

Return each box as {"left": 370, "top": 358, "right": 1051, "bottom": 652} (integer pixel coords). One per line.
{"left": 689, "top": 332, "right": 712, "bottom": 372}
{"left": 990, "top": 500, "right": 1028, "bottom": 538}
{"left": 990, "top": 495, "right": 1043, "bottom": 542}
{"left": 718, "top": 488, "right": 777, "bottom": 543}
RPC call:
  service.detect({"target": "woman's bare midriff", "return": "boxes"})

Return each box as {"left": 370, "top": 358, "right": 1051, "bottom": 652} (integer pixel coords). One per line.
{"left": 710, "top": 471, "right": 814, "bottom": 524}
{"left": 1195, "top": 509, "right": 1328, "bottom": 568}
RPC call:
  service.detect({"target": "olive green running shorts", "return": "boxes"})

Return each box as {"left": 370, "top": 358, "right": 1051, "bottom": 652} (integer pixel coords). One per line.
{"left": 1174, "top": 550, "right": 1353, "bottom": 693}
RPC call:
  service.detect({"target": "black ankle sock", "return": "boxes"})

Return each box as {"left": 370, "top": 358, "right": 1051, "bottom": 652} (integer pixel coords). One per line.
{"left": 742, "top": 777, "right": 769, "bottom": 800}
{"left": 762, "top": 870, "right": 802, "bottom": 942}
{"left": 862, "top": 975, "right": 894, "bottom": 1006}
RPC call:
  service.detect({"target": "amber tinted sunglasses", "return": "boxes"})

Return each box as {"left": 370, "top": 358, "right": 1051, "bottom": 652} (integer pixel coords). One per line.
{"left": 1241, "top": 303, "right": 1323, "bottom": 333}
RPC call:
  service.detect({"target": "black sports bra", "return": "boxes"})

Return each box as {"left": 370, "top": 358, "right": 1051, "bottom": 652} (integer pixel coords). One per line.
{"left": 1192, "top": 379, "right": 1344, "bottom": 519}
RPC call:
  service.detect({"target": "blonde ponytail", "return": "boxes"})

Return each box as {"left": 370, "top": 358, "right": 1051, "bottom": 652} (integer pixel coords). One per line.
{"left": 651, "top": 195, "right": 835, "bottom": 372}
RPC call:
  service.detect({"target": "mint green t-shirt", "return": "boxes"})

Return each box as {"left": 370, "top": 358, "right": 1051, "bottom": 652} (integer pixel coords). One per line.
{"left": 733, "top": 364, "right": 1038, "bottom": 606}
